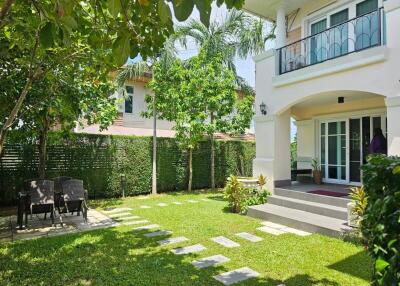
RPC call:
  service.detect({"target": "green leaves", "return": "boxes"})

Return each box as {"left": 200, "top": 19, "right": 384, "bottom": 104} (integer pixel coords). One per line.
{"left": 39, "top": 22, "right": 55, "bottom": 48}
{"left": 375, "top": 257, "right": 390, "bottom": 273}
{"left": 108, "top": 0, "right": 122, "bottom": 17}
{"left": 158, "top": 0, "right": 172, "bottom": 24}
{"left": 172, "top": 0, "right": 195, "bottom": 22}
{"left": 112, "top": 35, "right": 131, "bottom": 67}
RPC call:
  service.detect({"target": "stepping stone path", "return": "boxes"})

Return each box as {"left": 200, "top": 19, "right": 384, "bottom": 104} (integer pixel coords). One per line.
{"left": 235, "top": 232, "right": 263, "bottom": 242}
{"left": 157, "top": 236, "right": 189, "bottom": 245}
{"left": 122, "top": 220, "right": 149, "bottom": 226}
{"left": 172, "top": 202, "right": 182, "bottom": 205}
{"left": 114, "top": 216, "right": 141, "bottom": 221}
{"left": 144, "top": 230, "right": 172, "bottom": 237}
{"left": 139, "top": 205, "right": 151, "bottom": 209}
{"left": 133, "top": 224, "right": 160, "bottom": 231}
{"left": 187, "top": 200, "right": 198, "bottom": 203}
{"left": 257, "top": 226, "right": 286, "bottom": 236}
{"left": 104, "top": 207, "right": 133, "bottom": 214}
{"left": 211, "top": 236, "right": 240, "bottom": 248}
{"left": 192, "top": 255, "right": 230, "bottom": 269}
{"left": 213, "top": 267, "right": 260, "bottom": 285}
{"left": 260, "top": 221, "right": 311, "bottom": 236}
{"left": 108, "top": 212, "right": 131, "bottom": 218}
{"left": 171, "top": 244, "right": 206, "bottom": 255}
{"left": 157, "top": 203, "right": 168, "bottom": 207}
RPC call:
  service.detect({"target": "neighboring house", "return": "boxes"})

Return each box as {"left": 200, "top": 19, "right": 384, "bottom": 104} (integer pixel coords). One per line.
{"left": 242, "top": 0, "right": 400, "bottom": 236}
{"left": 77, "top": 72, "right": 255, "bottom": 139}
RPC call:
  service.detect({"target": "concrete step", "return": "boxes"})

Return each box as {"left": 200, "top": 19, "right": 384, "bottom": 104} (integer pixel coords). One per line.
{"left": 268, "top": 195, "right": 348, "bottom": 220}
{"left": 247, "top": 203, "right": 352, "bottom": 237}
{"left": 274, "top": 188, "right": 350, "bottom": 208}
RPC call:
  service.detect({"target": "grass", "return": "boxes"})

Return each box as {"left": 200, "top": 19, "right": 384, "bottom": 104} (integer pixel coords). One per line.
{"left": 0, "top": 191, "right": 372, "bottom": 286}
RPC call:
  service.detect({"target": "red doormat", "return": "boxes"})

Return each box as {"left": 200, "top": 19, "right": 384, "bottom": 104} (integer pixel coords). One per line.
{"left": 307, "top": 190, "right": 348, "bottom": 197}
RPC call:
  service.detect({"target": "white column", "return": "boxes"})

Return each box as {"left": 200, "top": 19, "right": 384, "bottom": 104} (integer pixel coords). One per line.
{"left": 385, "top": 97, "right": 400, "bottom": 155}
{"left": 253, "top": 110, "right": 291, "bottom": 192}
{"left": 275, "top": 3, "right": 287, "bottom": 49}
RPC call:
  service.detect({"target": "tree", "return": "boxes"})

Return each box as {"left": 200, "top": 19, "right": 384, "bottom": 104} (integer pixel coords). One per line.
{"left": 0, "top": 0, "right": 245, "bottom": 158}
{"left": 174, "top": 9, "right": 271, "bottom": 189}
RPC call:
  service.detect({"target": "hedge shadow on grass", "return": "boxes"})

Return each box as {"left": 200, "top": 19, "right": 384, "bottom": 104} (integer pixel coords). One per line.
{"left": 327, "top": 251, "right": 372, "bottom": 281}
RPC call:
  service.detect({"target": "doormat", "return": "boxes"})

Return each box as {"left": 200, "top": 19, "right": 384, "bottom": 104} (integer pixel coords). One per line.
{"left": 307, "top": 190, "right": 348, "bottom": 197}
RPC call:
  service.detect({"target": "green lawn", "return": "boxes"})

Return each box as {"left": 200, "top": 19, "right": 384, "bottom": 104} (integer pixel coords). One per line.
{"left": 0, "top": 191, "right": 371, "bottom": 286}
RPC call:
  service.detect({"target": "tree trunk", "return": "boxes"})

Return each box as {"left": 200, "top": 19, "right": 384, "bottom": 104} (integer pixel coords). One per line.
{"left": 0, "top": 75, "right": 35, "bottom": 157}
{"left": 38, "top": 116, "right": 49, "bottom": 179}
{"left": 188, "top": 148, "right": 193, "bottom": 192}
{"left": 0, "top": 0, "right": 14, "bottom": 29}
{"left": 210, "top": 112, "right": 215, "bottom": 190}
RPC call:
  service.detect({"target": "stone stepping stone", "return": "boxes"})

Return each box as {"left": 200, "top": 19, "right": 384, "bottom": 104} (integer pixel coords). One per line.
{"left": 281, "top": 227, "right": 311, "bottom": 237}
{"left": 139, "top": 205, "right": 151, "bottom": 209}
{"left": 191, "top": 254, "right": 230, "bottom": 269}
{"left": 157, "top": 236, "right": 189, "bottom": 245}
{"left": 122, "top": 220, "right": 149, "bottom": 226}
{"left": 213, "top": 267, "right": 260, "bottom": 285}
{"left": 187, "top": 200, "right": 198, "bottom": 203}
{"left": 261, "top": 221, "right": 310, "bottom": 236}
{"left": 144, "top": 230, "right": 172, "bottom": 237}
{"left": 235, "top": 232, "right": 263, "bottom": 242}
{"left": 261, "top": 221, "right": 287, "bottom": 229}
{"left": 104, "top": 207, "right": 133, "bottom": 214}
{"left": 211, "top": 236, "right": 240, "bottom": 248}
{"left": 200, "top": 198, "right": 210, "bottom": 202}
{"left": 133, "top": 224, "right": 160, "bottom": 231}
{"left": 172, "top": 202, "right": 182, "bottom": 205}
{"left": 108, "top": 212, "right": 131, "bottom": 218}
{"left": 257, "top": 226, "right": 285, "bottom": 236}
{"left": 157, "top": 203, "right": 168, "bottom": 207}
{"left": 171, "top": 244, "right": 206, "bottom": 255}
{"left": 114, "top": 216, "right": 141, "bottom": 221}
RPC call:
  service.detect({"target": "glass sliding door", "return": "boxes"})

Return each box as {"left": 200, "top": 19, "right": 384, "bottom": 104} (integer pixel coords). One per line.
{"left": 310, "top": 19, "right": 328, "bottom": 64}
{"left": 321, "top": 121, "right": 347, "bottom": 182}
{"left": 329, "top": 9, "right": 349, "bottom": 58}
{"left": 355, "top": 0, "right": 379, "bottom": 50}
{"left": 349, "top": 119, "right": 361, "bottom": 182}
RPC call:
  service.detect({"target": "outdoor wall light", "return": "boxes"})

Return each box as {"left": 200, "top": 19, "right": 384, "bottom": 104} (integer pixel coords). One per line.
{"left": 338, "top": 97, "right": 344, "bottom": 104}
{"left": 260, "top": 102, "right": 267, "bottom": 115}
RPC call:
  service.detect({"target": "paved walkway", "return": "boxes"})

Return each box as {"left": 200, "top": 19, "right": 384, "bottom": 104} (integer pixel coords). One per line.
{"left": 0, "top": 209, "right": 116, "bottom": 242}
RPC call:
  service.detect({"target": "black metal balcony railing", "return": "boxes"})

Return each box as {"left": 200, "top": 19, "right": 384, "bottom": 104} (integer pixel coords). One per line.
{"left": 278, "top": 8, "right": 383, "bottom": 75}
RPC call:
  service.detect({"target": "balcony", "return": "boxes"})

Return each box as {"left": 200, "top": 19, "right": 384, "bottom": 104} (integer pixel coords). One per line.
{"left": 278, "top": 8, "right": 384, "bottom": 75}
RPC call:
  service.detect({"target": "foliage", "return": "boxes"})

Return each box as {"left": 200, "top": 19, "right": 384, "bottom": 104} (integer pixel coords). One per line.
{"left": 224, "top": 174, "right": 270, "bottom": 214}
{"left": 311, "top": 158, "right": 321, "bottom": 172}
{"left": 223, "top": 175, "right": 249, "bottom": 213}
{"left": 0, "top": 192, "right": 372, "bottom": 286}
{"left": 361, "top": 155, "right": 400, "bottom": 285}
{"left": 291, "top": 135, "right": 297, "bottom": 170}
{"left": 0, "top": 132, "right": 255, "bottom": 205}
{"left": 349, "top": 186, "right": 368, "bottom": 225}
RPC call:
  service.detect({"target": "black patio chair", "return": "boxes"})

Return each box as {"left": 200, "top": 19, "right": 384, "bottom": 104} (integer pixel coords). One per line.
{"left": 59, "top": 179, "right": 88, "bottom": 225}
{"left": 24, "top": 180, "right": 55, "bottom": 227}
{"left": 53, "top": 176, "right": 72, "bottom": 208}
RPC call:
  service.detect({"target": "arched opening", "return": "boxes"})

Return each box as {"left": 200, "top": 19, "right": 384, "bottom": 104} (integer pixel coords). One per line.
{"left": 289, "top": 90, "right": 386, "bottom": 186}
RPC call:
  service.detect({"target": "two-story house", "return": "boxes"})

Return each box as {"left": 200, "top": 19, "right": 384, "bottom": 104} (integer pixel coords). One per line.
{"left": 243, "top": 0, "right": 400, "bottom": 236}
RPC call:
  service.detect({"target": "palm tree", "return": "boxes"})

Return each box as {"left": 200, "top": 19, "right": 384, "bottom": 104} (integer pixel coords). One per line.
{"left": 116, "top": 41, "right": 177, "bottom": 195}
{"left": 174, "top": 10, "right": 274, "bottom": 190}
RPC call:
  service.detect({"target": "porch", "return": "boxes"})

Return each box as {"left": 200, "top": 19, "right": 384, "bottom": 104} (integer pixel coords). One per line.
{"left": 279, "top": 181, "right": 352, "bottom": 197}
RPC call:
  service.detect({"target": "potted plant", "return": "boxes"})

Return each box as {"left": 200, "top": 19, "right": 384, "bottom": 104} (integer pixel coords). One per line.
{"left": 311, "top": 158, "right": 322, "bottom": 185}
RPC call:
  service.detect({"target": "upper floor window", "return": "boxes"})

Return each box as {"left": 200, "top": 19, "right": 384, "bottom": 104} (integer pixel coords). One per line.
{"left": 124, "top": 86, "right": 134, "bottom": 114}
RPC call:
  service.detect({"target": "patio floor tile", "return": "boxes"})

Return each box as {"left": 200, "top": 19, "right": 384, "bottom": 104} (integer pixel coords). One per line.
{"left": 157, "top": 236, "right": 189, "bottom": 245}
{"left": 191, "top": 254, "right": 230, "bottom": 269}
{"left": 213, "top": 267, "right": 260, "bottom": 285}
{"left": 171, "top": 244, "right": 206, "bottom": 255}
{"left": 211, "top": 236, "right": 240, "bottom": 248}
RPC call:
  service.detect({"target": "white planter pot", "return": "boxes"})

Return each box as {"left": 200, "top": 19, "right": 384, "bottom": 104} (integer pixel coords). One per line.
{"left": 347, "top": 201, "right": 358, "bottom": 227}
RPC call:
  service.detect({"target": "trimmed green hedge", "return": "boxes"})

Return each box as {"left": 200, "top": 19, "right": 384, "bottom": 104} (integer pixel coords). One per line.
{"left": 361, "top": 155, "right": 400, "bottom": 285}
{"left": 0, "top": 132, "right": 255, "bottom": 205}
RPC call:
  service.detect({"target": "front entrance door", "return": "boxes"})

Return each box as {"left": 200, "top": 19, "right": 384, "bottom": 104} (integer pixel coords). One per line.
{"left": 320, "top": 115, "right": 386, "bottom": 184}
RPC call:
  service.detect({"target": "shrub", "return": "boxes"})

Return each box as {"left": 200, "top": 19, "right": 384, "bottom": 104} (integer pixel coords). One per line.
{"left": 224, "top": 174, "right": 270, "bottom": 214}
{"left": 224, "top": 175, "right": 249, "bottom": 214}
{"left": 361, "top": 155, "right": 400, "bottom": 285}
{"left": 0, "top": 132, "right": 255, "bottom": 204}
{"left": 349, "top": 186, "right": 368, "bottom": 226}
